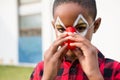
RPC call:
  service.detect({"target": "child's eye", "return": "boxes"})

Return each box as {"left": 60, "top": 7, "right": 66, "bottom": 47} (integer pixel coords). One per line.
{"left": 75, "top": 24, "right": 87, "bottom": 32}
{"left": 57, "top": 27, "right": 65, "bottom": 33}
{"left": 56, "top": 25, "right": 65, "bottom": 33}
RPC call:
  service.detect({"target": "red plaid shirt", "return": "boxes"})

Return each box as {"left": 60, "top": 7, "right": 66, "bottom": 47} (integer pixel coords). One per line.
{"left": 30, "top": 51, "right": 120, "bottom": 80}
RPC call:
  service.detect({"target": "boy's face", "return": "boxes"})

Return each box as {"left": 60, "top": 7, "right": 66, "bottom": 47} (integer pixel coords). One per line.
{"left": 53, "top": 2, "right": 100, "bottom": 41}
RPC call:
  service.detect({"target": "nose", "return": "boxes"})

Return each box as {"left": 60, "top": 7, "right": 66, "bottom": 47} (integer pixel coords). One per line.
{"left": 66, "top": 27, "right": 76, "bottom": 33}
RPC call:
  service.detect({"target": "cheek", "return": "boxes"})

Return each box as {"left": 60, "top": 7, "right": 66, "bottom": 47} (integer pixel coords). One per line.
{"left": 55, "top": 30, "right": 62, "bottom": 38}
{"left": 55, "top": 29, "right": 58, "bottom": 38}
{"left": 85, "top": 28, "right": 94, "bottom": 41}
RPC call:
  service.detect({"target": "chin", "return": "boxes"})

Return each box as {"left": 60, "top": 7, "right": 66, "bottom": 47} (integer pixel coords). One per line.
{"left": 66, "top": 50, "right": 76, "bottom": 57}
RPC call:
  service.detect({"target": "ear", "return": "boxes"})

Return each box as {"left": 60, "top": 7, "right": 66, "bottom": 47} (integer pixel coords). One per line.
{"left": 93, "top": 17, "right": 101, "bottom": 33}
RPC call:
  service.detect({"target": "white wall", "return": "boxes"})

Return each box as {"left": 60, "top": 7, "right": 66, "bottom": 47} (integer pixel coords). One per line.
{"left": 0, "top": 0, "right": 18, "bottom": 65}
{"left": 92, "top": 0, "right": 120, "bottom": 61}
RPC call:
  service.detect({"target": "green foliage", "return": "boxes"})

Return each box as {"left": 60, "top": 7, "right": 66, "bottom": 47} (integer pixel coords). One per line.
{"left": 0, "top": 65, "right": 34, "bottom": 80}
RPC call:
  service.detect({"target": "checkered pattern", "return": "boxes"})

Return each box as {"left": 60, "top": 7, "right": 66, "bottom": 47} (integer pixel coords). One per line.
{"left": 30, "top": 51, "right": 120, "bottom": 80}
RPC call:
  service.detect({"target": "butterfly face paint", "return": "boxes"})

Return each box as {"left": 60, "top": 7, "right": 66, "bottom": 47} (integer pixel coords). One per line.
{"left": 55, "top": 14, "right": 94, "bottom": 36}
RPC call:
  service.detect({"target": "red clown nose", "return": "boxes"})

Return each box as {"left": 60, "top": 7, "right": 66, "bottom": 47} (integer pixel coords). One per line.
{"left": 66, "top": 27, "right": 76, "bottom": 33}
{"left": 64, "top": 27, "right": 76, "bottom": 50}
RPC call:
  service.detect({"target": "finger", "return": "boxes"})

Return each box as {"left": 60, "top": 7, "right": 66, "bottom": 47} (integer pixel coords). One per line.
{"left": 67, "top": 34, "right": 91, "bottom": 47}
{"left": 49, "top": 32, "right": 68, "bottom": 52}
{"left": 56, "top": 32, "right": 68, "bottom": 40}
{"left": 70, "top": 42, "right": 97, "bottom": 57}
{"left": 59, "top": 47, "right": 68, "bottom": 61}
{"left": 53, "top": 43, "right": 68, "bottom": 60}
{"left": 72, "top": 48, "right": 83, "bottom": 58}
{"left": 70, "top": 42, "right": 88, "bottom": 52}
{"left": 49, "top": 36, "right": 70, "bottom": 54}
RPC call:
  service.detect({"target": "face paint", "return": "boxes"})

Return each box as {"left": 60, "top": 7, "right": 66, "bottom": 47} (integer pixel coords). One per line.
{"left": 73, "top": 14, "right": 94, "bottom": 36}
{"left": 73, "top": 14, "right": 88, "bottom": 36}
{"left": 54, "top": 14, "right": 94, "bottom": 36}
{"left": 54, "top": 14, "right": 94, "bottom": 50}
{"left": 55, "top": 17, "right": 66, "bottom": 36}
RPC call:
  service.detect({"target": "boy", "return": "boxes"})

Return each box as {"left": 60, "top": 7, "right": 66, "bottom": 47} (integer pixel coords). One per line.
{"left": 30, "top": 0, "right": 120, "bottom": 80}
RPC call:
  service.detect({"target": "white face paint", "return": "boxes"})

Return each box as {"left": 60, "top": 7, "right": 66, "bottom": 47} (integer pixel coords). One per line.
{"left": 55, "top": 17, "right": 66, "bottom": 36}
{"left": 54, "top": 14, "right": 94, "bottom": 36}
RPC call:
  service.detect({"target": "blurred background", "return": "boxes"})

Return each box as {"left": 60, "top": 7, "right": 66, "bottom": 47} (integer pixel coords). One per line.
{"left": 0, "top": 0, "right": 54, "bottom": 65}
{"left": 0, "top": 0, "right": 120, "bottom": 79}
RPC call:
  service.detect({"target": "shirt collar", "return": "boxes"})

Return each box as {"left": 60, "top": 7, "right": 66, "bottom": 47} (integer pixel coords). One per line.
{"left": 97, "top": 50, "right": 105, "bottom": 65}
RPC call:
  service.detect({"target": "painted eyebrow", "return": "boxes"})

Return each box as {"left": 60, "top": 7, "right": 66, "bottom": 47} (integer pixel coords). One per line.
{"left": 56, "top": 25, "right": 65, "bottom": 29}
{"left": 75, "top": 22, "right": 87, "bottom": 26}
{"left": 77, "top": 22, "right": 87, "bottom": 24}
{"left": 75, "top": 23, "right": 87, "bottom": 28}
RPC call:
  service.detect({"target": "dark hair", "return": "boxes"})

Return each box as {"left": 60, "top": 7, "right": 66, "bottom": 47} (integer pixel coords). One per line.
{"left": 53, "top": 0, "right": 97, "bottom": 20}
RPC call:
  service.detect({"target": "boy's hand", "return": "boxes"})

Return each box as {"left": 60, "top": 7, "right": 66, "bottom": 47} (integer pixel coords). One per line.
{"left": 68, "top": 33, "right": 104, "bottom": 80}
{"left": 42, "top": 33, "right": 68, "bottom": 80}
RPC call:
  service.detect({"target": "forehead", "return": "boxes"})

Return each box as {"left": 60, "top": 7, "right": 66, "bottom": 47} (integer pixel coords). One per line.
{"left": 54, "top": 3, "right": 91, "bottom": 26}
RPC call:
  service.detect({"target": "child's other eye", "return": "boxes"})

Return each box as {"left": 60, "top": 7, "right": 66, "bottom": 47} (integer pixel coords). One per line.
{"left": 56, "top": 25, "right": 65, "bottom": 33}
{"left": 75, "top": 23, "right": 87, "bottom": 32}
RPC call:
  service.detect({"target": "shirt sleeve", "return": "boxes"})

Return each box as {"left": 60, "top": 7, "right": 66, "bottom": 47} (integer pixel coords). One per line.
{"left": 30, "top": 61, "right": 44, "bottom": 80}
{"left": 113, "top": 63, "right": 120, "bottom": 80}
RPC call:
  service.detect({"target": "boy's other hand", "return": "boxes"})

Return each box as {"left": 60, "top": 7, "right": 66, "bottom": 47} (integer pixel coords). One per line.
{"left": 42, "top": 33, "right": 68, "bottom": 80}
{"left": 68, "top": 33, "right": 104, "bottom": 80}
